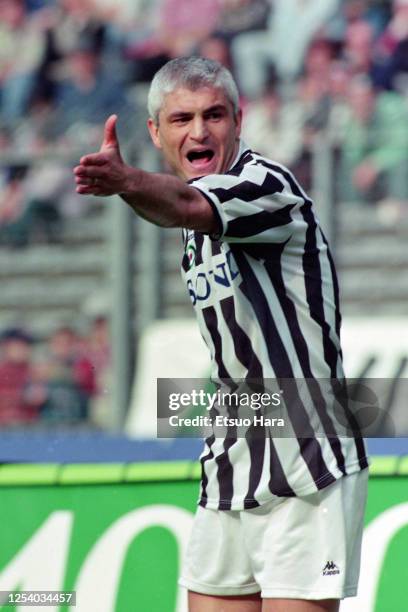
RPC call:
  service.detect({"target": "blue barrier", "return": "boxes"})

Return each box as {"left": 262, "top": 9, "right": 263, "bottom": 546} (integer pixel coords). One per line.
{"left": 0, "top": 431, "right": 406, "bottom": 463}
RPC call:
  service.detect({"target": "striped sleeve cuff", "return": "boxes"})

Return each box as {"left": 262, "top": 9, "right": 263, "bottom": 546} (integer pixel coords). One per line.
{"left": 192, "top": 186, "right": 226, "bottom": 241}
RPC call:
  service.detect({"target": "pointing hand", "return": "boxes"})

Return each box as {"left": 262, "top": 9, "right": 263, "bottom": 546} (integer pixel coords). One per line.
{"left": 74, "top": 114, "right": 129, "bottom": 196}
{"left": 101, "top": 114, "right": 120, "bottom": 152}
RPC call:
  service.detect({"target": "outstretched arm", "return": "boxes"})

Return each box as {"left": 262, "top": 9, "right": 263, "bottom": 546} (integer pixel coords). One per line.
{"left": 73, "top": 115, "right": 216, "bottom": 232}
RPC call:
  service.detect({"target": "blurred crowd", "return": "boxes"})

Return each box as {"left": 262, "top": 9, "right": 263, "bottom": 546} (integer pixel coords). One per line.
{"left": 1, "top": 0, "right": 408, "bottom": 425}
{"left": 0, "top": 317, "right": 111, "bottom": 427}
{"left": 0, "top": 0, "right": 408, "bottom": 246}
{"left": 238, "top": 0, "right": 408, "bottom": 213}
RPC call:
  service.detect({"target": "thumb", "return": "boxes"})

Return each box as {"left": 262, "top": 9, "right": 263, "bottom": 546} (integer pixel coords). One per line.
{"left": 101, "top": 114, "right": 119, "bottom": 151}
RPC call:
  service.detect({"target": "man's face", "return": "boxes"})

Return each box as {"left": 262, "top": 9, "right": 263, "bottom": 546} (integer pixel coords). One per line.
{"left": 349, "top": 82, "right": 375, "bottom": 122}
{"left": 2, "top": 339, "right": 31, "bottom": 364}
{"left": 147, "top": 86, "right": 242, "bottom": 181}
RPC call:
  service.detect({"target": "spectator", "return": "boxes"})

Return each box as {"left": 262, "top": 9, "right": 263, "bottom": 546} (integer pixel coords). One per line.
{"left": 115, "top": 0, "right": 163, "bottom": 72}
{"left": 23, "top": 161, "right": 85, "bottom": 220}
{"left": 85, "top": 316, "right": 111, "bottom": 393}
{"left": 0, "top": 165, "right": 61, "bottom": 247}
{"left": 243, "top": 40, "right": 337, "bottom": 190}
{"left": 375, "top": 0, "right": 408, "bottom": 56}
{"left": 0, "top": 0, "right": 46, "bottom": 125}
{"left": 126, "top": 0, "right": 221, "bottom": 84}
{"left": 289, "top": 40, "right": 342, "bottom": 189}
{"left": 0, "top": 328, "right": 39, "bottom": 426}
{"left": 31, "top": 0, "right": 107, "bottom": 107}
{"left": 338, "top": 76, "right": 408, "bottom": 206}
{"left": 198, "top": 36, "right": 233, "bottom": 72}
{"left": 326, "top": 61, "right": 354, "bottom": 145}
{"left": 343, "top": 20, "right": 376, "bottom": 77}
{"left": 50, "top": 39, "right": 134, "bottom": 147}
{"left": 83, "top": 0, "right": 151, "bottom": 68}
{"left": 38, "top": 326, "right": 96, "bottom": 423}
{"left": 155, "top": 0, "right": 221, "bottom": 57}
{"left": 296, "top": 39, "right": 336, "bottom": 132}
{"left": 0, "top": 166, "right": 27, "bottom": 247}
{"left": 340, "top": 0, "right": 390, "bottom": 40}
{"left": 85, "top": 316, "right": 112, "bottom": 427}
{"left": 231, "top": 0, "right": 340, "bottom": 98}
{"left": 342, "top": 17, "right": 400, "bottom": 91}
{"left": 389, "top": 36, "right": 408, "bottom": 94}
{"left": 241, "top": 86, "right": 304, "bottom": 167}
{"left": 50, "top": 0, "right": 106, "bottom": 58}
{"left": 374, "top": 0, "right": 408, "bottom": 91}
{"left": 216, "top": 0, "right": 270, "bottom": 42}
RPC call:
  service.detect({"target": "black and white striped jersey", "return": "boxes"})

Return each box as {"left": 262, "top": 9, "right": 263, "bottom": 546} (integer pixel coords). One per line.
{"left": 181, "top": 141, "right": 368, "bottom": 511}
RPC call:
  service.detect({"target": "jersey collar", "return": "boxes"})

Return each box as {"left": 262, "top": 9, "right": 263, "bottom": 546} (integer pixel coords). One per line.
{"left": 228, "top": 139, "right": 250, "bottom": 172}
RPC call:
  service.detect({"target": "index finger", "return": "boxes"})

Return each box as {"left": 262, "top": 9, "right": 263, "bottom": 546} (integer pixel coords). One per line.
{"left": 79, "top": 153, "right": 109, "bottom": 166}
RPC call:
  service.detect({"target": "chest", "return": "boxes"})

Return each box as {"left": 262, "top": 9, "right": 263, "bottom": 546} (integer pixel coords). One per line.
{"left": 181, "top": 232, "right": 242, "bottom": 309}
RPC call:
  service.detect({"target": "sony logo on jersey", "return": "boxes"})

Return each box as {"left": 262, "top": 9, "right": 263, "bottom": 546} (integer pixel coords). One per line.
{"left": 186, "top": 250, "right": 241, "bottom": 308}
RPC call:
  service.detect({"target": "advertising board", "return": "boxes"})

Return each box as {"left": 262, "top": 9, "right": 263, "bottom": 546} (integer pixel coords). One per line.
{"left": 0, "top": 462, "right": 406, "bottom": 612}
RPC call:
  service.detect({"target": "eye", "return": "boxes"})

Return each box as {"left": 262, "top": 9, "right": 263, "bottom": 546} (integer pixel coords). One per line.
{"left": 208, "top": 111, "right": 223, "bottom": 121}
{"left": 172, "top": 115, "right": 190, "bottom": 124}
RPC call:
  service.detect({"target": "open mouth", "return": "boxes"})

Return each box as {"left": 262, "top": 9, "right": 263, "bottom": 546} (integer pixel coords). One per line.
{"left": 186, "top": 149, "right": 215, "bottom": 167}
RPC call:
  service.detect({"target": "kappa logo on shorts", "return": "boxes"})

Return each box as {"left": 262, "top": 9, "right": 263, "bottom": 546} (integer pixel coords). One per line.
{"left": 322, "top": 561, "right": 340, "bottom": 576}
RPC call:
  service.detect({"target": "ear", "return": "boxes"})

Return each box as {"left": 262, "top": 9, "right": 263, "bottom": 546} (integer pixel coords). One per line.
{"left": 147, "top": 118, "right": 162, "bottom": 150}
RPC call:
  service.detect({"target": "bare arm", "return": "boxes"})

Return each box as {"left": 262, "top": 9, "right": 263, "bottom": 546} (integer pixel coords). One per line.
{"left": 121, "top": 167, "right": 215, "bottom": 232}
{"left": 73, "top": 115, "right": 216, "bottom": 233}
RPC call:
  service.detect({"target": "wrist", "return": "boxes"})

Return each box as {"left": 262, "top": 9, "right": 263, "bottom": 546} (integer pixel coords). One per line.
{"left": 119, "top": 165, "right": 143, "bottom": 197}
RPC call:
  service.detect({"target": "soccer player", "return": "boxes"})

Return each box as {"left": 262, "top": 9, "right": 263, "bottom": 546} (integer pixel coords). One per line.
{"left": 74, "top": 57, "right": 369, "bottom": 612}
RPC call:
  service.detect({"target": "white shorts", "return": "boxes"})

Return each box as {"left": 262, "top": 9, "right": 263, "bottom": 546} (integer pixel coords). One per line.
{"left": 179, "top": 469, "right": 368, "bottom": 600}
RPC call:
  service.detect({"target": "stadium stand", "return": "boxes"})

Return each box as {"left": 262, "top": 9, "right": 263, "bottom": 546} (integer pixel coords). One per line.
{"left": 0, "top": 0, "right": 407, "bottom": 430}
{"left": 338, "top": 203, "right": 408, "bottom": 315}
{"left": 0, "top": 206, "right": 108, "bottom": 335}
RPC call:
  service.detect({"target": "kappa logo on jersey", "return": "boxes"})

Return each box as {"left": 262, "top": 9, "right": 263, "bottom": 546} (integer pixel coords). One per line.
{"left": 186, "top": 250, "right": 241, "bottom": 307}
{"left": 322, "top": 561, "right": 340, "bottom": 576}
{"left": 186, "top": 244, "right": 196, "bottom": 268}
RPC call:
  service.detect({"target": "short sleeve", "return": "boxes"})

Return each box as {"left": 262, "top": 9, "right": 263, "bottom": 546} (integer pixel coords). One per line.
{"left": 190, "top": 161, "right": 304, "bottom": 243}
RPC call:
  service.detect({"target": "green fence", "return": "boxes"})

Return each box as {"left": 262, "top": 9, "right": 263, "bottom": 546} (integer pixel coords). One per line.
{"left": 0, "top": 460, "right": 406, "bottom": 612}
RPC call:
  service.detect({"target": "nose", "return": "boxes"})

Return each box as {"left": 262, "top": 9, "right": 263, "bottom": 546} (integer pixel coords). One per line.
{"left": 190, "top": 117, "right": 208, "bottom": 141}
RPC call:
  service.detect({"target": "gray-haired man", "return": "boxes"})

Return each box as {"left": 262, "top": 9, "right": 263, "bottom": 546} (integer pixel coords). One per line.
{"left": 74, "top": 57, "right": 368, "bottom": 612}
